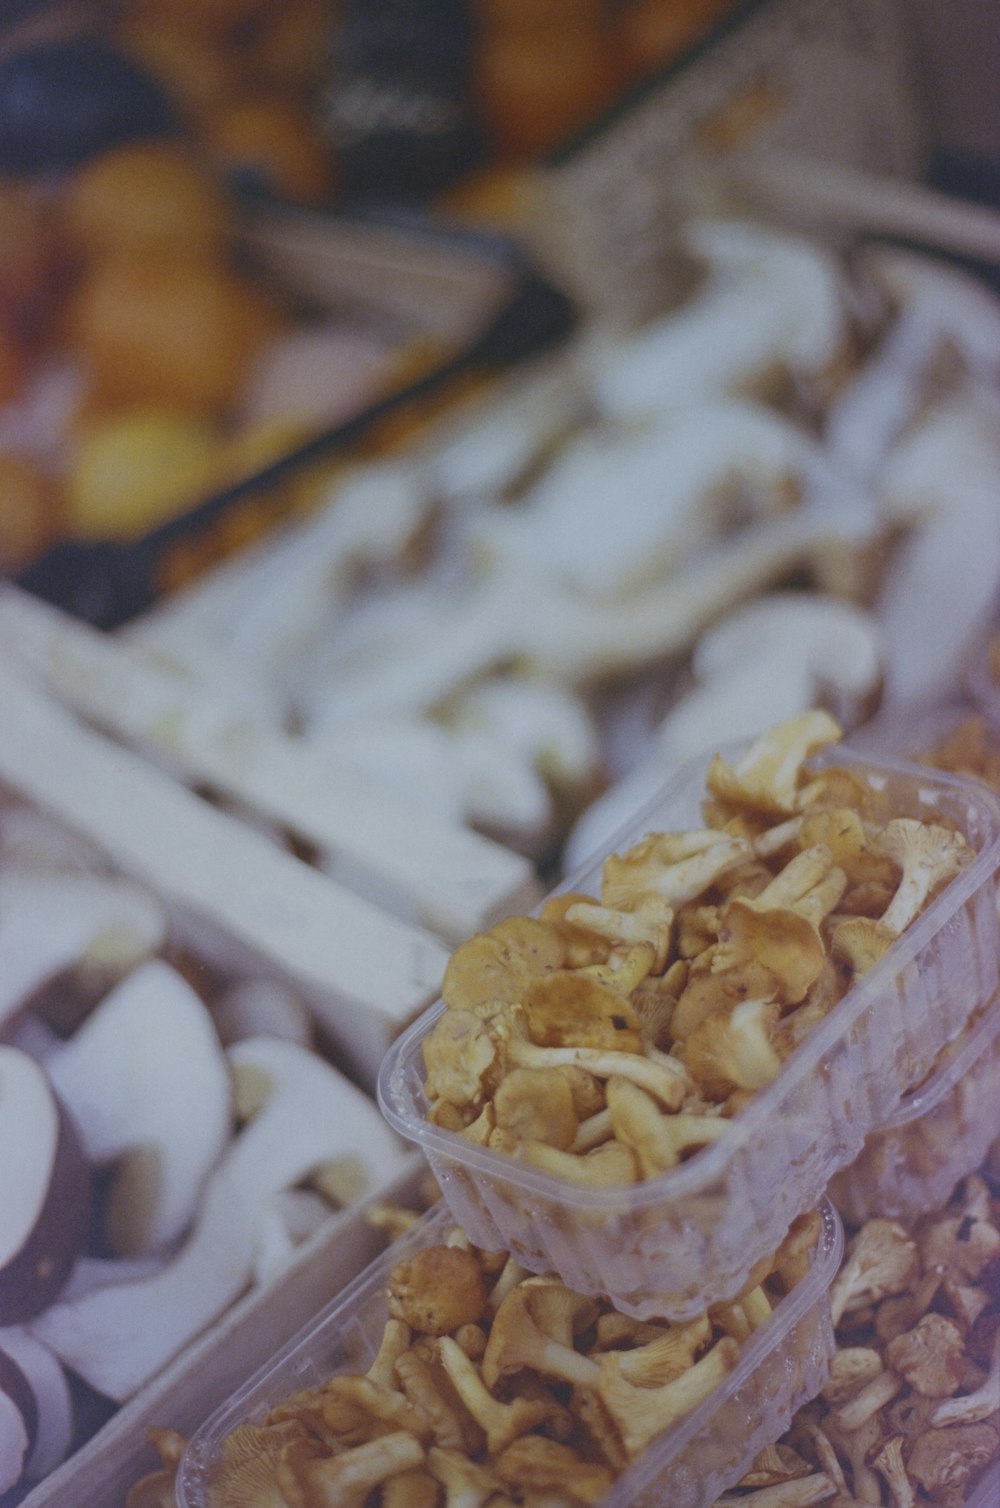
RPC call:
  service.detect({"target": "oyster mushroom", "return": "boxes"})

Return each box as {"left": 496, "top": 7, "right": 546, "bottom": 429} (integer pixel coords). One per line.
{"left": 874, "top": 393, "right": 1000, "bottom": 705}
{"left": 473, "top": 399, "right": 822, "bottom": 600}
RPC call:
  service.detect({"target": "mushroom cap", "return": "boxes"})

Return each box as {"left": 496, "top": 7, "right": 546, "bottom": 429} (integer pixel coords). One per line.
{"left": 522, "top": 970, "right": 643, "bottom": 1053}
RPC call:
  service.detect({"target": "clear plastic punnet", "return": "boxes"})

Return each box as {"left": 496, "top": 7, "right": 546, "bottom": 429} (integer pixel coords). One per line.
{"left": 830, "top": 985, "right": 1000, "bottom": 1225}
{"left": 378, "top": 744, "right": 1000, "bottom": 1320}
{"left": 175, "top": 1197, "right": 844, "bottom": 1508}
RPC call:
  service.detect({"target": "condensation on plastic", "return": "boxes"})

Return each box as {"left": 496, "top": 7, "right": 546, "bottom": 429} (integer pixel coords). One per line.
{"left": 378, "top": 744, "right": 1000, "bottom": 1320}
{"left": 829, "top": 985, "right": 1000, "bottom": 1225}
{"left": 175, "top": 1197, "right": 843, "bottom": 1508}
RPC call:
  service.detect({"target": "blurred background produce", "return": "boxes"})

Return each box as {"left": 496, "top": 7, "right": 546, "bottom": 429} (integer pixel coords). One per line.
{"left": 0, "top": 0, "right": 759, "bottom": 584}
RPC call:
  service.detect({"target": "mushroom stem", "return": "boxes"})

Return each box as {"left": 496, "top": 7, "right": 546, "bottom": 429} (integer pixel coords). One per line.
{"left": 713, "top": 1474, "right": 836, "bottom": 1506}
{"left": 930, "top": 1326, "right": 1000, "bottom": 1426}
{"left": 436, "top": 1336, "right": 553, "bottom": 1457}
{"left": 297, "top": 1430, "right": 425, "bottom": 1508}
{"left": 875, "top": 819, "right": 970, "bottom": 936}
{"left": 598, "top": 1336, "right": 739, "bottom": 1457}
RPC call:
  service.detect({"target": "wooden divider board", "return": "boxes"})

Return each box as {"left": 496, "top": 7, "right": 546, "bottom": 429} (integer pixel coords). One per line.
{"left": 0, "top": 656, "right": 451, "bottom": 1089}
{"left": 0, "top": 585, "right": 539, "bottom": 946}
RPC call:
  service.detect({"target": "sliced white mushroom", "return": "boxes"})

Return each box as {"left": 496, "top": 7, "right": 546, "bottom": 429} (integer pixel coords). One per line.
{"left": 251, "top": 1188, "right": 333, "bottom": 1286}
{"left": 0, "top": 869, "right": 167, "bottom": 1032}
{"left": 0, "top": 1046, "right": 92, "bottom": 1326}
{"left": 0, "top": 1328, "right": 74, "bottom": 1482}
{"left": 471, "top": 400, "right": 820, "bottom": 598}
{"left": 875, "top": 391, "right": 1000, "bottom": 704}
{"left": 44, "top": 960, "right": 233, "bottom": 1258}
{"left": 0, "top": 1346, "right": 34, "bottom": 1494}
{"left": 426, "top": 360, "right": 587, "bottom": 503}
{"left": 124, "top": 458, "right": 432, "bottom": 707}
{"left": 860, "top": 243, "right": 1000, "bottom": 383}
{"left": 653, "top": 592, "right": 884, "bottom": 761}
{"left": 29, "top": 1034, "right": 408, "bottom": 1400}
{"left": 584, "top": 218, "right": 849, "bottom": 420}
{"left": 211, "top": 977, "right": 314, "bottom": 1049}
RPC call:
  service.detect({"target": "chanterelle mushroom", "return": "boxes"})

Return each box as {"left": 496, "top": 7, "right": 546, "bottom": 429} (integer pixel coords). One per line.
{"left": 705, "top": 711, "right": 843, "bottom": 817}
{"left": 873, "top": 818, "right": 972, "bottom": 937}
{"left": 829, "top": 1219, "right": 918, "bottom": 1328}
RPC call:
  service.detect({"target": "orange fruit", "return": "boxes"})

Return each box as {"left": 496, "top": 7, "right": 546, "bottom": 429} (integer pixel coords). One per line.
{"left": 66, "top": 408, "right": 220, "bottom": 539}
{"left": 0, "top": 452, "right": 60, "bottom": 568}
{"left": 203, "top": 96, "right": 335, "bottom": 204}
{"left": 66, "top": 248, "right": 286, "bottom": 415}
{"left": 61, "top": 140, "right": 232, "bottom": 262}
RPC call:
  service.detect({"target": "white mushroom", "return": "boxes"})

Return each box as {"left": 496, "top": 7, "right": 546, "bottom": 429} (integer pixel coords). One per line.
{"left": 0, "top": 870, "right": 167, "bottom": 1032}
{"left": 0, "top": 1328, "right": 74, "bottom": 1483}
{"left": 860, "top": 243, "right": 1000, "bottom": 384}
{"left": 874, "top": 391, "right": 1000, "bottom": 705}
{"left": 0, "top": 1046, "right": 92, "bottom": 1326}
{"left": 652, "top": 592, "right": 884, "bottom": 764}
{"left": 44, "top": 960, "right": 233, "bottom": 1257}
{"left": 584, "top": 218, "right": 849, "bottom": 420}
{"left": 211, "top": 977, "right": 314, "bottom": 1049}
{"left": 470, "top": 400, "right": 822, "bottom": 598}
{"left": 29, "top": 1034, "right": 408, "bottom": 1400}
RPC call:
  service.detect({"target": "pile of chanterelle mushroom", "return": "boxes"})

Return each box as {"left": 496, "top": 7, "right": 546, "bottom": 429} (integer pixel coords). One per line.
{"left": 724, "top": 1165, "right": 1000, "bottom": 1508}
{"left": 199, "top": 1208, "right": 824, "bottom": 1508}
{"left": 121, "top": 215, "right": 1000, "bottom": 876}
{"left": 125, "top": 1160, "right": 1000, "bottom": 1508}
{"left": 420, "top": 709, "right": 973, "bottom": 1169}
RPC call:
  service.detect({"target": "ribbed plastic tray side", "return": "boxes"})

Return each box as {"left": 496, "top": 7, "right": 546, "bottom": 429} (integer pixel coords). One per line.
{"left": 379, "top": 749, "right": 1000, "bottom": 1319}
{"left": 603, "top": 1200, "right": 842, "bottom": 1508}
{"left": 177, "top": 1199, "right": 842, "bottom": 1508}
{"left": 829, "top": 987, "right": 1000, "bottom": 1225}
